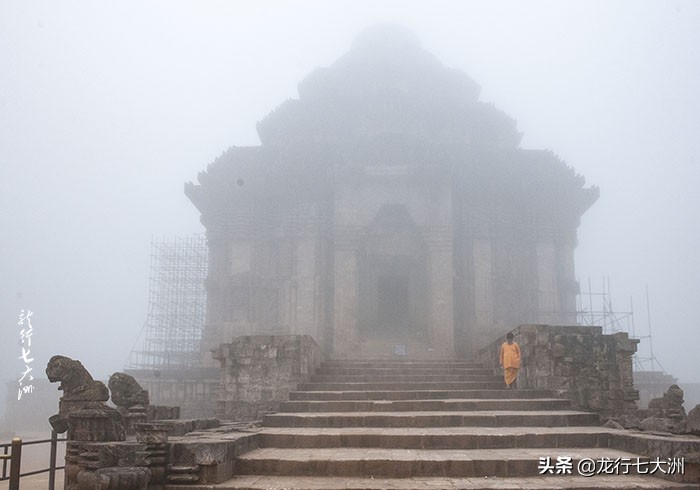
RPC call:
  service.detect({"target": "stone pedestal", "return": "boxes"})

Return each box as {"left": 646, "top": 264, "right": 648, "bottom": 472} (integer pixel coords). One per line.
{"left": 67, "top": 409, "right": 126, "bottom": 443}
{"left": 64, "top": 409, "right": 129, "bottom": 490}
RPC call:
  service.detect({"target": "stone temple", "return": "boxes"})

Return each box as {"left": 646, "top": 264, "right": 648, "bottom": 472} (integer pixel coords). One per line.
{"left": 41, "top": 26, "right": 700, "bottom": 490}
{"left": 186, "top": 24, "right": 598, "bottom": 362}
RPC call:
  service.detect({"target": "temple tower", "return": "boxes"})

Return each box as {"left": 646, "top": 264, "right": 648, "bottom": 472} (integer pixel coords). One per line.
{"left": 186, "top": 25, "right": 598, "bottom": 361}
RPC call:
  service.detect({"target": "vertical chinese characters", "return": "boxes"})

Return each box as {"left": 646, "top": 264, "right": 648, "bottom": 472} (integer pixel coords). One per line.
{"left": 18, "top": 308, "right": 35, "bottom": 400}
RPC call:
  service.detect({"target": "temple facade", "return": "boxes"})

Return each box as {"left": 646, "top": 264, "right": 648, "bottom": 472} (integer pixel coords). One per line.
{"left": 186, "top": 25, "right": 598, "bottom": 361}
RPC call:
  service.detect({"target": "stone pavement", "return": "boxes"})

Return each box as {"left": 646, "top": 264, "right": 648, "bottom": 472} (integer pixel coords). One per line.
{"left": 166, "top": 359, "right": 698, "bottom": 489}
{"left": 177, "top": 475, "right": 694, "bottom": 489}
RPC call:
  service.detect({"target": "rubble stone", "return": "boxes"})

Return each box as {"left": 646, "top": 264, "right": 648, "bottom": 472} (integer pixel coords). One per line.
{"left": 686, "top": 404, "right": 700, "bottom": 436}
{"left": 642, "top": 384, "right": 687, "bottom": 434}
{"left": 603, "top": 419, "right": 624, "bottom": 430}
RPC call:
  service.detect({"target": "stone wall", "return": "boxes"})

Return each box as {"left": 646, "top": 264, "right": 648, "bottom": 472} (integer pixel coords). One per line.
{"left": 478, "top": 324, "right": 639, "bottom": 415}
{"left": 213, "top": 334, "right": 323, "bottom": 421}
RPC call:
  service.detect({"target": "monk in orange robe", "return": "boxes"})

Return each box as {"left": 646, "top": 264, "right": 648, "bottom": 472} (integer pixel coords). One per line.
{"left": 499, "top": 332, "right": 521, "bottom": 389}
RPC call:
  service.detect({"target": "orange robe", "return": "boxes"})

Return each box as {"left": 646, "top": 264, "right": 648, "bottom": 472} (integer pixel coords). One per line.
{"left": 499, "top": 341, "right": 521, "bottom": 386}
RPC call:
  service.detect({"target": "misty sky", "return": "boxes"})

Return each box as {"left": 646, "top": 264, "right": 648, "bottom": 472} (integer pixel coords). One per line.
{"left": 1, "top": 1, "right": 699, "bottom": 407}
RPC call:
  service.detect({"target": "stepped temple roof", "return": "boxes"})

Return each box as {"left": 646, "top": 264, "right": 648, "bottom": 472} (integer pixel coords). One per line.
{"left": 186, "top": 24, "right": 598, "bottom": 225}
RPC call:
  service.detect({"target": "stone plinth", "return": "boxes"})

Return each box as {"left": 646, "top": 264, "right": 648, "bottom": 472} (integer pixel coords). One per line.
{"left": 67, "top": 409, "right": 126, "bottom": 443}
{"left": 76, "top": 467, "right": 151, "bottom": 490}
{"left": 213, "top": 335, "right": 323, "bottom": 421}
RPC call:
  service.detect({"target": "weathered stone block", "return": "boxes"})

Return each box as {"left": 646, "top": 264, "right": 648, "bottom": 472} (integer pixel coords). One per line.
{"left": 68, "top": 409, "right": 126, "bottom": 442}
{"left": 86, "top": 441, "right": 149, "bottom": 468}
{"left": 551, "top": 343, "right": 566, "bottom": 358}
{"left": 639, "top": 416, "right": 676, "bottom": 433}
{"left": 77, "top": 466, "right": 151, "bottom": 490}
{"left": 134, "top": 422, "right": 171, "bottom": 444}
{"left": 214, "top": 335, "right": 323, "bottom": 421}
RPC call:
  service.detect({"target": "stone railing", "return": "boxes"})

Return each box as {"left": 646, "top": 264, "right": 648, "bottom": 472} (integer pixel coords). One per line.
{"left": 478, "top": 324, "right": 639, "bottom": 416}
{"left": 213, "top": 334, "right": 324, "bottom": 421}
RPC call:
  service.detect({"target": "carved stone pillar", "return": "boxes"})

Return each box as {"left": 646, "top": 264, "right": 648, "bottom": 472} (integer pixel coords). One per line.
{"left": 426, "top": 240, "right": 455, "bottom": 357}
{"left": 135, "top": 423, "right": 171, "bottom": 490}
{"left": 294, "top": 236, "right": 319, "bottom": 339}
{"left": 123, "top": 405, "right": 148, "bottom": 435}
{"left": 333, "top": 248, "right": 359, "bottom": 356}
{"left": 535, "top": 241, "right": 559, "bottom": 323}
{"left": 472, "top": 238, "right": 494, "bottom": 349}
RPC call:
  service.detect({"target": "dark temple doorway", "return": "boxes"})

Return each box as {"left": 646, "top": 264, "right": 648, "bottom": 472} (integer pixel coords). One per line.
{"left": 358, "top": 204, "right": 428, "bottom": 348}
{"left": 377, "top": 273, "right": 410, "bottom": 334}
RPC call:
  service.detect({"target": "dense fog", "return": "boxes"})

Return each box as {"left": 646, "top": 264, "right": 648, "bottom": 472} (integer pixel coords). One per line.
{"left": 1, "top": 1, "right": 698, "bottom": 416}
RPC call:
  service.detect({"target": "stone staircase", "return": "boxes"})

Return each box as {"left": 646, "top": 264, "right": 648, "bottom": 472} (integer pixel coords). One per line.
{"left": 186, "top": 359, "right": 696, "bottom": 489}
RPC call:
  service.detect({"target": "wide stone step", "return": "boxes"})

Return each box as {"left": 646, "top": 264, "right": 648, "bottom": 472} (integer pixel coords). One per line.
{"left": 317, "top": 367, "right": 493, "bottom": 375}
{"left": 297, "top": 381, "right": 505, "bottom": 391}
{"left": 195, "top": 475, "right": 695, "bottom": 490}
{"left": 258, "top": 426, "right": 614, "bottom": 449}
{"left": 279, "top": 398, "right": 572, "bottom": 413}
{"left": 289, "top": 389, "right": 559, "bottom": 401}
{"left": 322, "top": 360, "right": 484, "bottom": 369}
{"left": 262, "top": 410, "right": 600, "bottom": 428}
{"left": 235, "top": 447, "right": 642, "bottom": 477}
{"left": 310, "top": 374, "right": 502, "bottom": 382}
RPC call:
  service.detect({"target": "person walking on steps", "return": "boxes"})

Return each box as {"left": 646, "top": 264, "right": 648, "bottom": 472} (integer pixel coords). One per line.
{"left": 499, "top": 332, "right": 521, "bottom": 389}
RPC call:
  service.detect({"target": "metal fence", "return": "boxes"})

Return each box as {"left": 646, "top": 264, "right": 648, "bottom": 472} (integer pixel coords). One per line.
{"left": 0, "top": 431, "right": 66, "bottom": 490}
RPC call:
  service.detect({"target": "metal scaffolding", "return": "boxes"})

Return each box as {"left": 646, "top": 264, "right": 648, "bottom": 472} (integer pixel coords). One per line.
{"left": 576, "top": 277, "right": 664, "bottom": 373}
{"left": 127, "top": 234, "right": 208, "bottom": 370}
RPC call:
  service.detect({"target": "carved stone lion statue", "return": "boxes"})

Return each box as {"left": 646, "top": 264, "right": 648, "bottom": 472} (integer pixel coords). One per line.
{"left": 46, "top": 355, "right": 110, "bottom": 402}
{"left": 46, "top": 355, "right": 114, "bottom": 435}
{"left": 108, "top": 372, "right": 150, "bottom": 410}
